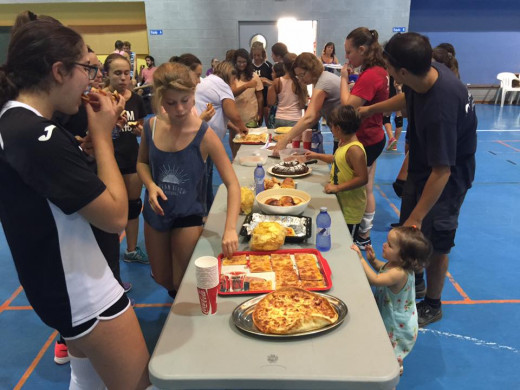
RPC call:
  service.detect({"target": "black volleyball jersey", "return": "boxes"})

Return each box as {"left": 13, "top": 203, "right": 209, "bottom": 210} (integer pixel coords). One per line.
{"left": 0, "top": 102, "right": 123, "bottom": 329}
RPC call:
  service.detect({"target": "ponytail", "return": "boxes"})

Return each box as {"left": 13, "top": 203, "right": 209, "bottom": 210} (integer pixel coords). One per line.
{"left": 346, "top": 27, "right": 385, "bottom": 71}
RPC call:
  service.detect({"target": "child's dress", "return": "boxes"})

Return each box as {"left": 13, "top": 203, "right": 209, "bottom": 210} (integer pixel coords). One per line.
{"left": 375, "top": 265, "right": 418, "bottom": 364}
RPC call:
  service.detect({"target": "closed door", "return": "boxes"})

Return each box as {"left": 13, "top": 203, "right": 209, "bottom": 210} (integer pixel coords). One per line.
{"left": 239, "top": 22, "right": 278, "bottom": 63}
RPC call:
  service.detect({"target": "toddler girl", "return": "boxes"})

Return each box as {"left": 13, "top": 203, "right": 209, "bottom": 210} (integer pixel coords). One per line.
{"left": 351, "top": 226, "right": 432, "bottom": 374}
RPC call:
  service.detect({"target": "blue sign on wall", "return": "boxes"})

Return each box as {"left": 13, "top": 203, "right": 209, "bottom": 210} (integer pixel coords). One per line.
{"left": 150, "top": 29, "right": 163, "bottom": 36}
{"left": 393, "top": 27, "right": 406, "bottom": 33}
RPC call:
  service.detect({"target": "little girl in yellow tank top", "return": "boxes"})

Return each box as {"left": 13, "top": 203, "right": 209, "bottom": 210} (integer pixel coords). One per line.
{"left": 305, "top": 105, "right": 368, "bottom": 237}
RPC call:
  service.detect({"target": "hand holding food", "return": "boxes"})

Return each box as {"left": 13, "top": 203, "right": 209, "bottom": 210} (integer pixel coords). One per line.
{"left": 200, "top": 102, "right": 215, "bottom": 122}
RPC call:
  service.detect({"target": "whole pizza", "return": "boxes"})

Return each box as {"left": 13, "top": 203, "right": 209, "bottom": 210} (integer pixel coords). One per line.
{"left": 252, "top": 287, "right": 338, "bottom": 334}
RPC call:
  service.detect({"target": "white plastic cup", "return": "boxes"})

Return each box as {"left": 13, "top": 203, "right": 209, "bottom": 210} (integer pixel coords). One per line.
{"left": 195, "top": 256, "right": 219, "bottom": 315}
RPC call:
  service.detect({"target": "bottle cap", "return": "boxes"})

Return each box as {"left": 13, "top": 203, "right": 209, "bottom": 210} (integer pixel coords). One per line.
{"left": 257, "top": 163, "right": 262, "bottom": 167}
{"left": 320, "top": 207, "right": 327, "bottom": 212}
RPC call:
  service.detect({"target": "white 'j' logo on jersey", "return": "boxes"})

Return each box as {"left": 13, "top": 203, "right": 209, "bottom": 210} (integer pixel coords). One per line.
{"left": 38, "top": 125, "right": 56, "bottom": 142}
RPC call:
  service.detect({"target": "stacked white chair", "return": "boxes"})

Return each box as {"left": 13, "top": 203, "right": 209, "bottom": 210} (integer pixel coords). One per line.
{"left": 495, "top": 72, "right": 520, "bottom": 107}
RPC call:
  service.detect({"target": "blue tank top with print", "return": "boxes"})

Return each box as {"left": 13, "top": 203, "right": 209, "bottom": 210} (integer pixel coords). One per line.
{"left": 142, "top": 118, "right": 208, "bottom": 229}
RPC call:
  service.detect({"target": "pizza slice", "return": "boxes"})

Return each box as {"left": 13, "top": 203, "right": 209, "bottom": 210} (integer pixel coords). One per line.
{"left": 222, "top": 254, "right": 248, "bottom": 266}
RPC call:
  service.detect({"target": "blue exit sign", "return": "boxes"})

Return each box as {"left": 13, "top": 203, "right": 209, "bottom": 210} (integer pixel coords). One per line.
{"left": 150, "top": 29, "right": 163, "bottom": 36}
{"left": 393, "top": 27, "right": 406, "bottom": 33}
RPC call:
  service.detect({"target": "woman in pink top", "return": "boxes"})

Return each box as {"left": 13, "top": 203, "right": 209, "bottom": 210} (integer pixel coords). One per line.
{"left": 267, "top": 53, "right": 308, "bottom": 145}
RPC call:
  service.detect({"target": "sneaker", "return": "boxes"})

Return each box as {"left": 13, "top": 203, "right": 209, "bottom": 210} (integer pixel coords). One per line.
{"left": 415, "top": 279, "right": 426, "bottom": 299}
{"left": 54, "top": 341, "right": 70, "bottom": 365}
{"left": 123, "top": 246, "right": 149, "bottom": 264}
{"left": 354, "top": 233, "right": 371, "bottom": 250}
{"left": 417, "top": 300, "right": 442, "bottom": 327}
{"left": 386, "top": 137, "right": 397, "bottom": 151}
{"left": 129, "top": 297, "right": 136, "bottom": 307}
{"left": 122, "top": 281, "right": 132, "bottom": 293}
{"left": 391, "top": 143, "right": 398, "bottom": 151}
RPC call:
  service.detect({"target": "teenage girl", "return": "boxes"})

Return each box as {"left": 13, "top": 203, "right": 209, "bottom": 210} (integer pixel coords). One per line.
{"left": 104, "top": 54, "right": 148, "bottom": 263}
{"left": 137, "top": 62, "right": 240, "bottom": 296}
{"left": 340, "top": 27, "right": 389, "bottom": 250}
{"left": 351, "top": 226, "right": 432, "bottom": 374}
{"left": 0, "top": 19, "right": 150, "bottom": 389}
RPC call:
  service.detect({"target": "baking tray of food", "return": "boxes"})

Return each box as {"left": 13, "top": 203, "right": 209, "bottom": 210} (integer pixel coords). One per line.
{"left": 240, "top": 213, "right": 312, "bottom": 243}
{"left": 217, "top": 248, "right": 332, "bottom": 296}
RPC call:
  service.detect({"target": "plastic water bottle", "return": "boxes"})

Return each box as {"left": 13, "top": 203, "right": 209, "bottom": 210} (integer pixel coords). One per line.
{"left": 316, "top": 207, "right": 331, "bottom": 252}
{"left": 112, "top": 125, "right": 121, "bottom": 139}
{"left": 254, "top": 163, "right": 265, "bottom": 195}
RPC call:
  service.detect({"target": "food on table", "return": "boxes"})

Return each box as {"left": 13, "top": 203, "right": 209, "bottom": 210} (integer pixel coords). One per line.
{"left": 264, "top": 177, "right": 295, "bottom": 190}
{"left": 263, "top": 195, "right": 304, "bottom": 207}
{"left": 252, "top": 287, "right": 339, "bottom": 334}
{"left": 234, "top": 133, "right": 269, "bottom": 144}
{"left": 249, "top": 254, "right": 273, "bottom": 272}
{"left": 275, "top": 126, "right": 292, "bottom": 134}
{"left": 222, "top": 254, "right": 248, "bottom": 266}
{"left": 248, "top": 278, "right": 273, "bottom": 291}
{"left": 240, "top": 187, "right": 254, "bottom": 214}
{"left": 271, "top": 161, "right": 309, "bottom": 175}
{"left": 250, "top": 222, "right": 286, "bottom": 251}
{"left": 272, "top": 134, "right": 286, "bottom": 142}
{"left": 285, "top": 227, "right": 296, "bottom": 237}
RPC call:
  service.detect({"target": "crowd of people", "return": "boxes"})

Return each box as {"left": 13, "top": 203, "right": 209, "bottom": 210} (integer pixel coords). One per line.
{"left": 0, "top": 9, "right": 477, "bottom": 388}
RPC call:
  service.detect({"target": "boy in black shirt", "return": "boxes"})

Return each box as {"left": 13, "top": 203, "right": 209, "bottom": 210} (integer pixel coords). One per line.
{"left": 359, "top": 32, "right": 477, "bottom": 327}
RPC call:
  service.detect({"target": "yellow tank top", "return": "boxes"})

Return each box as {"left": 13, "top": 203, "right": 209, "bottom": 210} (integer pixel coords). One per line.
{"left": 330, "top": 141, "right": 367, "bottom": 224}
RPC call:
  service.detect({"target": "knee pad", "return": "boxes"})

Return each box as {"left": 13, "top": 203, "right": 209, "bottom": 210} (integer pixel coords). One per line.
{"left": 359, "top": 212, "right": 375, "bottom": 234}
{"left": 394, "top": 115, "right": 403, "bottom": 128}
{"left": 69, "top": 355, "right": 106, "bottom": 390}
{"left": 383, "top": 115, "right": 391, "bottom": 125}
{"left": 128, "top": 198, "right": 142, "bottom": 220}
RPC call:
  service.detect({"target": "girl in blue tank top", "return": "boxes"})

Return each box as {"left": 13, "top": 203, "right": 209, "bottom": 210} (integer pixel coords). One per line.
{"left": 137, "top": 62, "right": 241, "bottom": 295}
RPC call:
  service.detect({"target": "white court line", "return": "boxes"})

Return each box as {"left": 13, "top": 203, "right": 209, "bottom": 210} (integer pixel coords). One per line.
{"left": 419, "top": 328, "right": 519, "bottom": 353}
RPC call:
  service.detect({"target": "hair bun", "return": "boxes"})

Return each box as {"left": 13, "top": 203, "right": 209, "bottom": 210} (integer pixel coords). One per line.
{"left": 370, "top": 29, "right": 379, "bottom": 42}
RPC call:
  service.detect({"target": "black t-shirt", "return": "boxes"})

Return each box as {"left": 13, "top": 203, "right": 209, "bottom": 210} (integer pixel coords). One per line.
{"left": 0, "top": 104, "right": 123, "bottom": 328}
{"left": 404, "top": 62, "right": 477, "bottom": 197}
{"left": 53, "top": 105, "right": 89, "bottom": 138}
{"left": 113, "top": 91, "right": 146, "bottom": 157}
{"left": 253, "top": 61, "right": 273, "bottom": 107}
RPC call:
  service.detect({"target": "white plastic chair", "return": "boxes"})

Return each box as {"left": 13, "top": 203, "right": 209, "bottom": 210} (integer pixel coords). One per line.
{"left": 495, "top": 72, "right": 520, "bottom": 107}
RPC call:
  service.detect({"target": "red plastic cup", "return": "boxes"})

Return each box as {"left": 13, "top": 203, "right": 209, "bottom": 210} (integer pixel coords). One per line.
{"left": 197, "top": 285, "right": 218, "bottom": 315}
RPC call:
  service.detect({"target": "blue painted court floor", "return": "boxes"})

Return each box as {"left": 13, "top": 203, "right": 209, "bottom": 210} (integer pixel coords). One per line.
{"left": 0, "top": 104, "right": 519, "bottom": 389}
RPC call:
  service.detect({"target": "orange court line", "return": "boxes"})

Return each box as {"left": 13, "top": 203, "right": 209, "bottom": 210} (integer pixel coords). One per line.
{"left": 375, "top": 184, "right": 401, "bottom": 216}
{"left": 14, "top": 330, "right": 58, "bottom": 390}
{"left": 496, "top": 140, "right": 520, "bottom": 152}
{"left": 446, "top": 272, "right": 471, "bottom": 301}
{"left": 0, "top": 285, "right": 23, "bottom": 314}
{"left": 443, "top": 299, "right": 520, "bottom": 305}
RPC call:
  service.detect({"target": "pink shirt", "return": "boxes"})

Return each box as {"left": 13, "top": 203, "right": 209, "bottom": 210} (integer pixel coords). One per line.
{"left": 275, "top": 77, "right": 303, "bottom": 121}
{"left": 141, "top": 66, "right": 157, "bottom": 85}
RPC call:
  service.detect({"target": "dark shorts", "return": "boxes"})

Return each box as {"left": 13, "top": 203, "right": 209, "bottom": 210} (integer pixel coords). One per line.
{"left": 364, "top": 137, "right": 385, "bottom": 167}
{"left": 401, "top": 179, "right": 467, "bottom": 254}
{"left": 114, "top": 137, "right": 139, "bottom": 175}
{"left": 144, "top": 208, "right": 204, "bottom": 232}
{"left": 61, "top": 294, "right": 130, "bottom": 340}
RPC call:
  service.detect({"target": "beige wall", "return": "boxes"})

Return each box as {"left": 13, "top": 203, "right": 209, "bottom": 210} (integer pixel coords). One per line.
{"left": 0, "top": 2, "right": 149, "bottom": 55}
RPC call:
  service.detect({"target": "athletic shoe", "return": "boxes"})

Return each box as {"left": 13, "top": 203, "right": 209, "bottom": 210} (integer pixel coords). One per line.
{"left": 354, "top": 233, "right": 371, "bottom": 251}
{"left": 122, "top": 281, "right": 133, "bottom": 293}
{"left": 386, "top": 137, "right": 397, "bottom": 151}
{"left": 415, "top": 279, "right": 426, "bottom": 299}
{"left": 417, "top": 300, "right": 442, "bottom": 327}
{"left": 123, "top": 246, "right": 149, "bottom": 264}
{"left": 391, "top": 143, "right": 398, "bottom": 151}
{"left": 54, "top": 341, "right": 70, "bottom": 365}
{"left": 130, "top": 297, "right": 135, "bottom": 307}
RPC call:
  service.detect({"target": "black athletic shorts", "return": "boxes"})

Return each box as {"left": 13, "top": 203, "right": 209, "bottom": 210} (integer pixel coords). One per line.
{"left": 364, "top": 137, "right": 386, "bottom": 167}
{"left": 401, "top": 179, "right": 467, "bottom": 254}
{"left": 61, "top": 294, "right": 130, "bottom": 340}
